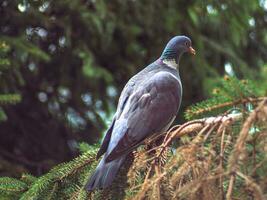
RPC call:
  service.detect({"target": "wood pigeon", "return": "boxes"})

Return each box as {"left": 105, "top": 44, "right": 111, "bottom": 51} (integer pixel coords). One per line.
{"left": 86, "top": 35, "right": 195, "bottom": 191}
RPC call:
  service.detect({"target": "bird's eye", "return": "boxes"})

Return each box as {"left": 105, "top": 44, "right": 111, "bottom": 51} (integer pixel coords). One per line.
{"left": 185, "top": 41, "right": 189, "bottom": 46}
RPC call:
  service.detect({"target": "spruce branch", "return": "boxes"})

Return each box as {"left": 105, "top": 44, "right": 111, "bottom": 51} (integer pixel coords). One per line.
{"left": 0, "top": 177, "right": 28, "bottom": 194}
{"left": 0, "top": 98, "right": 266, "bottom": 199}
{"left": 19, "top": 148, "right": 98, "bottom": 200}
{"left": 185, "top": 97, "right": 265, "bottom": 120}
{"left": 126, "top": 98, "right": 267, "bottom": 199}
{"left": 20, "top": 174, "right": 37, "bottom": 185}
{"left": 0, "top": 94, "right": 21, "bottom": 105}
{"left": 228, "top": 99, "right": 267, "bottom": 172}
{"left": 185, "top": 76, "right": 264, "bottom": 120}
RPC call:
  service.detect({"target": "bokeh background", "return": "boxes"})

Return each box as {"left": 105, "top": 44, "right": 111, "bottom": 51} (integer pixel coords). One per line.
{"left": 0, "top": 0, "right": 266, "bottom": 177}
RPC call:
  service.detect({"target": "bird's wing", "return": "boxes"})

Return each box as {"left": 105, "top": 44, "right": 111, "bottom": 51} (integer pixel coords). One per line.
{"left": 96, "top": 79, "right": 135, "bottom": 159}
{"left": 105, "top": 71, "right": 182, "bottom": 162}
{"left": 96, "top": 117, "right": 116, "bottom": 159}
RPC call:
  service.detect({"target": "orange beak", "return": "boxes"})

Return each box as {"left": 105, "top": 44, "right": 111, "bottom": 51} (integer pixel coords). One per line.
{"left": 188, "top": 46, "right": 196, "bottom": 55}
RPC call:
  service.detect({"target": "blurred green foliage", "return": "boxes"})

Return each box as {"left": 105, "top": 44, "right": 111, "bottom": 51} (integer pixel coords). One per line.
{"left": 0, "top": 0, "right": 266, "bottom": 176}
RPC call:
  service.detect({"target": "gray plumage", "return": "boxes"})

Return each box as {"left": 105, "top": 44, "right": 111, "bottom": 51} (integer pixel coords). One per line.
{"left": 86, "top": 35, "right": 195, "bottom": 191}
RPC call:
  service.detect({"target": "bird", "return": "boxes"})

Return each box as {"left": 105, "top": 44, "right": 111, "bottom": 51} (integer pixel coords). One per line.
{"left": 86, "top": 35, "right": 195, "bottom": 191}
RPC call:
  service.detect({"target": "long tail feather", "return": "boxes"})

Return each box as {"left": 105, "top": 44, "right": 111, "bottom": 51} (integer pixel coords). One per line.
{"left": 85, "top": 155, "right": 126, "bottom": 191}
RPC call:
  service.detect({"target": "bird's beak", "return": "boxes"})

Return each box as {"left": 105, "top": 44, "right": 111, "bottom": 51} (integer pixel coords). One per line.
{"left": 188, "top": 46, "right": 196, "bottom": 55}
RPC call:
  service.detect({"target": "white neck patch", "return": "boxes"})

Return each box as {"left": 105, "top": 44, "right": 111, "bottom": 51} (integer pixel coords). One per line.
{"left": 162, "top": 59, "right": 178, "bottom": 69}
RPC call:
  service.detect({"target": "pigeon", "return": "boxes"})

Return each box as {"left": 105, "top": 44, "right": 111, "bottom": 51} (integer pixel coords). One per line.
{"left": 86, "top": 35, "right": 195, "bottom": 191}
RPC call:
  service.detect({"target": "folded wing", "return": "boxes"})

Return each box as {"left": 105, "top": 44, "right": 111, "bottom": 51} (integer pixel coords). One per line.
{"left": 105, "top": 71, "right": 182, "bottom": 162}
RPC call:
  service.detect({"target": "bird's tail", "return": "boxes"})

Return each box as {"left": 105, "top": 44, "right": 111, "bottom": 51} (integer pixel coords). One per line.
{"left": 85, "top": 154, "right": 126, "bottom": 191}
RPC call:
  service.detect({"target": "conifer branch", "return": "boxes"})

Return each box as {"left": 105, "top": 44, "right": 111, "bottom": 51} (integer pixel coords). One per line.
{"left": 186, "top": 97, "right": 265, "bottom": 120}
{"left": 0, "top": 94, "right": 21, "bottom": 105}
{"left": 0, "top": 97, "right": 266, "bottom": 199}
{"left": 228, "top": 99, "right": 267, "bottom": 172}
{"left": 127, "top": 98, "right": 267, "bottom": 199}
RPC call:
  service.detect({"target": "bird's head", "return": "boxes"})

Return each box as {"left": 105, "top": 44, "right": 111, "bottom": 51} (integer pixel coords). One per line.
{"left": 160, "top": 35, "right": 195, "bottom": 63}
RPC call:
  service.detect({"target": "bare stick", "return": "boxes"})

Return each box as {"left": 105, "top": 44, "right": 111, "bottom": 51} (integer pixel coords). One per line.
{"left": 219, "top": 128, "right": 226, "bottom": 199}
{"left": 226, "top": 173, "right": 235, "bottom": 200}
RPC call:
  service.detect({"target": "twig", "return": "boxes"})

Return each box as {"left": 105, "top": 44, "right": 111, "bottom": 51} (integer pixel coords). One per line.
{"left": 226, "top": 99, "right": 267, "bottom": 200}
{"left": 226, "top": 173, "right": 235, "bottom": 200}
{"left": 157, "top": 113, "right": 243, "bottom": 159}
{"left": 236, "top": 171, "right": 264, "bottom": 200}
{"left": 219, "top": 128, "right": 226, "bottom": 200}
{"left": 250, "top": 158, "right": 267, "bottom": 176}
{"left": 202, "top": 123, "right": 218, "bottom": 142}
{"left": 131, "top": 105, "right": 265, "bottom": 200}
{"left": 228, "top": 99, "right": 267, "bottom": 173}
{"left": 154, "top": 164, "right": 161, "bottom": 200}
{"left": 164, "top": 120, "right": 205, "bottom": 147}
{"left": 186, "top": 97, "right": 266, "bottom": 117}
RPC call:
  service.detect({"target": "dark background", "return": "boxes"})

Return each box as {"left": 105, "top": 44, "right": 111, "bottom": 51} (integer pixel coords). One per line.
{"left": 0, "top": 0, "right": 266, "bottom": 177}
